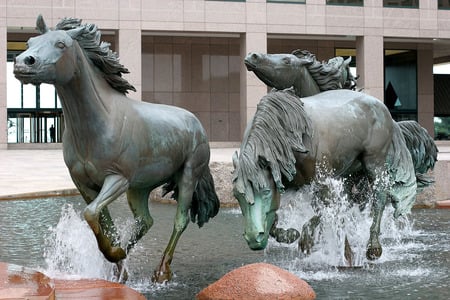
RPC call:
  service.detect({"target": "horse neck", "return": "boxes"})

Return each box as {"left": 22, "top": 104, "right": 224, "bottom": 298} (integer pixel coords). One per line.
{"left": 55, "top": 45, "right": 115, "bottom": 134}
{"left": 294, "top": 66, "right": 320, "bottom": 97}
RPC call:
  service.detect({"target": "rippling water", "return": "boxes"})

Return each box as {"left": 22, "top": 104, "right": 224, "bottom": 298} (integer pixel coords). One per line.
{"left": 0, "top": 195, "right": 449, "bottom": 299}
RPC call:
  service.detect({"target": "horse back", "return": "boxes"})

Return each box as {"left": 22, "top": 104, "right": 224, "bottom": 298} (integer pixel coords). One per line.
{"left": 302, "top": 90, "right": 394, "bottom": 174}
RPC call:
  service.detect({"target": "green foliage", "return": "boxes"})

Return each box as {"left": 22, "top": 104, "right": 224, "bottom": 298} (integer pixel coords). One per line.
{"left": 434, "top": 117, "right": 450, "bottom": 140}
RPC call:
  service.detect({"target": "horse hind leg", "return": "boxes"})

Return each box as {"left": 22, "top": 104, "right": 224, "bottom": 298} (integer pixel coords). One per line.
{"left": 153, "top": 174, "right": 194, "bottom": 283}
{"left": 153, "top": 143, "right": 214, "bottom": 283}
{"left": 83, "top": 174, "right": 129, "bottom": 263}
{"left": 362, "top": 155, "right": 388, "bottom": 260}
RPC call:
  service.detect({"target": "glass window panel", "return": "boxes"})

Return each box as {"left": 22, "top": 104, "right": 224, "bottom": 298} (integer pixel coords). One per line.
{"left": 22, "top": 84, "right": 36, "bottom": 108}
{"left": 327, "top": 0, "right": 363, "bottom": 5}
{"left": 383, "top": 0, "right": 418, "bottom": 8}
{"left": 268, "top": 0, "right": 305, "bottom": 3}
{"left": 6, "top": 62, "right": 21, "bottom": 108}
{"left": 438, "top": 0, "right": 450, "bottom": 9}
{"left": 57, "top": 94, "right": 62, "bottom": 108}
{"left": 7, "top": 118, "right": 17, "bottom": 143}
{"left": 39, "top": 84, "right": 57, "bottom": 108}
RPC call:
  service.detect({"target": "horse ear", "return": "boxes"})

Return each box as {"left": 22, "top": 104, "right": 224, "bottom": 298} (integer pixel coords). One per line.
{"left": 344, "top": 56, "right": 352, "bottom": 66}
{"left": 67, "top": 27, "right": 84, "bottom": 39}
{"left": 36, "top": 14, "right": 49, "bottom": 34}
{"left": 232, "top": 151, "right": 239, "bottom": 170}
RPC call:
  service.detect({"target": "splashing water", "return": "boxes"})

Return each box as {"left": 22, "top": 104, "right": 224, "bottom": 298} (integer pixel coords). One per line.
{"left": 267, "top": 168, "right": 414, "bottom": 271}
{"left": 43, "top": 204, "right": 116, "bottom": 280}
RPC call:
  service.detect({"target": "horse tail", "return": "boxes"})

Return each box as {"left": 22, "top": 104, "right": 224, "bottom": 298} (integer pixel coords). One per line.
{"left": 397, "top": 120, "right": 438, "bottom": 188}
{"left": 387, "top": 122, "right": 417, "bottom": 217}
{"left": 162, "top": 165, "right": 220, "bottom": 228}
{"left": 191, "top": 166, "right": 220, "bottom": 228}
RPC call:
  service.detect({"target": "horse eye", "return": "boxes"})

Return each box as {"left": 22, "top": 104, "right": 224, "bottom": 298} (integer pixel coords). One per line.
{"left": 263, "top": 189, "right": 271, "bottom": 196}
{"left": 56, "top": 42, "right": 65, "bottom": 49}
{"left": 282, "top": 57, "right": 291, "bottom": 64}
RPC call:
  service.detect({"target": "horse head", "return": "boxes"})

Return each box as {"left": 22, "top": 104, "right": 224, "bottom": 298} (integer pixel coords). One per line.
{"left": 245, "top": 52, "right": 302, "bottom": 90}
{"left": 14, "top": 15, "right": 82, "bottom": 86}
{"left": 244, "top": 52, "right": 320, "bottom": 97}
{"left": 232, "top": 151, "right": 281, "bottom": 250}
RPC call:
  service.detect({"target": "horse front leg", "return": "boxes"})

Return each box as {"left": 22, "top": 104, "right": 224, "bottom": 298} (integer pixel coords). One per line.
{"left": 366, "top": 190, "right": 386, "bottom": 260}
{"left": 125, "top": 188, "right": 154, "bottom": 253}
{"left": 299, "top": 215, "right": 321, "bottom": 254}
{"left": 83, "top": 174, "right": 129, "bottom": 263}
{"left": 269, "top": 214, "right": 300, "bottom": 244}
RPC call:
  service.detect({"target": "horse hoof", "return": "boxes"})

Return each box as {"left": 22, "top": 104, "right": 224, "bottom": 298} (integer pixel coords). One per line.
{"left": 366, "top": 247, "right": 382, "bottom": 260}
{"left": 152, "top": 270, "right": 172, "bottom": 284}
{"left": 105, "top": 246, "right": 127, "bottom": 262}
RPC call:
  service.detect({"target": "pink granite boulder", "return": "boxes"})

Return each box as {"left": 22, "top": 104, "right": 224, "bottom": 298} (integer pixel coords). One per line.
{"left": 196, "top": 262, "right": 316, "bottom": 300}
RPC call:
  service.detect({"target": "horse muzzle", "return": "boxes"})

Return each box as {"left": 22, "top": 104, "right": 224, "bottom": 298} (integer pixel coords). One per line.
{"left": 244, "top": 231, "right": 269, "bottom": 250}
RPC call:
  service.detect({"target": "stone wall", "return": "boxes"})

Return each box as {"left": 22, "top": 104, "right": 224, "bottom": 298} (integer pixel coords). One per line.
{"left": 150, "top": 160, "right": 449, "bottom": 209}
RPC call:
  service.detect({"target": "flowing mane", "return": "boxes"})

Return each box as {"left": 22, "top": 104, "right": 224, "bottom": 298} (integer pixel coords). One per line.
{"left": 292, "top": 49, "right": 355, "bottom": 91}
{"left": 55, "top": 17, "right": 136, "bottom": 94}
{"left": 233, "top": 89, "right": 313, "bottom": 194}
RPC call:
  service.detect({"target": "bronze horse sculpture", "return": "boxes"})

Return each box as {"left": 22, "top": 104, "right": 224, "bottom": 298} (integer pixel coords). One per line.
{"left": 244, "top": 49, "right": 356, "bottom": 98}
{"left": 245, "top": 50, "right": 437, "bottom": 186}
{"left": 232, "top": 88, "right": 436, "bottom": 262}
{"left": 14, "top": 15, "right": 219, "bottom": 283}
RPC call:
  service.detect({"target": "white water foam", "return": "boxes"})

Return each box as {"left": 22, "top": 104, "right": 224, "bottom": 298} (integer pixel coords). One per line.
{"left": 266, "top": 169, "right": 420, "bottom": 279}
{"left": 41, "top": 203, "right": 166, "bottom": 294}
{"left": 42, "top": 204, "right": 117, "bottom": 280}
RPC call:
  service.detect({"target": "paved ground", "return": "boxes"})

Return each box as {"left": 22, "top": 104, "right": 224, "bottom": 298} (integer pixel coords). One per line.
{"left": 0, "top": 147, "right": 238, "bottom": 199}
{"left": 0, "top": 145, "right": 449, "bottom": 200}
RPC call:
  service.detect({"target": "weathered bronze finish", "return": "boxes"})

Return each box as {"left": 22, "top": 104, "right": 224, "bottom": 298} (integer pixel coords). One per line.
{"left": 14, "top": 15, "right": 219, "bottom": 283}
{"left": 244, "top": 50, "right": 356, "bottom": 97}
{"left": 232, "top": 88, "right": 436, "bottom": 262}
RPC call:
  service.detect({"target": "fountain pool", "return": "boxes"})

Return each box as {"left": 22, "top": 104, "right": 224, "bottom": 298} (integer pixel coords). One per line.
{"left": 0, "top": 195, "right": 449, "bottom": 299}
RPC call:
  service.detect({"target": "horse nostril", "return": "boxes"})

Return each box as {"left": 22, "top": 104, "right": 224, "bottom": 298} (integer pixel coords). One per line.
{"left": 24, "top": 56, "right": 36, "bottom": 66}
{"left": 251, "top": 53, "right": 259, "bottom": 61}
{"left": 255, "top": 232, "right": 265, "bottom": 243}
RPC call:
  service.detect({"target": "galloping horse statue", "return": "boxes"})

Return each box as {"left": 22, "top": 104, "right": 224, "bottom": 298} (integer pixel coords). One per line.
{"left": 244, "top": 49, "right": 357, "bottom": 97}
{"left": 14, "top": 15, "right": 220, "bottom": 283}
{"left": 232, "top": 88, "right": 436, "bottom": 262}
{"left": 245, "top": 50, "right": 437, "bottom": 185}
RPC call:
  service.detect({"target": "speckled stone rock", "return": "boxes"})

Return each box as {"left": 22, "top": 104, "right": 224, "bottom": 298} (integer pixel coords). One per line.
{"left": 196, "top": 262, "right": 316, "bottom": 300}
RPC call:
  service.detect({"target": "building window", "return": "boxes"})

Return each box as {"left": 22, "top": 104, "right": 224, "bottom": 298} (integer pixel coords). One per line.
{"left": 267, "top": 0, "right": 305, "bottom": 3}
{"left": 438, "top": 0, "right": 450, "bottom": 9}
{"left": 384, "top": 50, "right": 417, "bottom": 121}
{"left": 383, "top": 0, "right": 418, "bottom": 8}
{"left": 7, "top": 52, "right": 63, "bottom": 143}
{"left": 326, "top": 0, "right": 363, "bottom": 5}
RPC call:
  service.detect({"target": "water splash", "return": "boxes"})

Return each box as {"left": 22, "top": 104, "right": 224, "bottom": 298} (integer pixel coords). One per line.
{"left": 267, "top": 168, "right": 415, "bottom": 271}
{"left": 43, "top": 204, "right": 116, "bottom": 280}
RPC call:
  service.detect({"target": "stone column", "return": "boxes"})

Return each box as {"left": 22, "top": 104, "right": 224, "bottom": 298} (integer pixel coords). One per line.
{"left": 240, "top": 32, "right": 267, "bottom": 137}
{"left": 118, "top": 28, "right": 142, "bottom": 100}
{"left": 240, "top": 0, "right": 267, "bottom": 136}
{"left": 0, "top": 23, "right": 7, "bottom": 149}
{"left": 356, "top": 35, "right": 384, "bottom": 101}
{"left": 417, "top": 46, "right": 434, "bottom": 136}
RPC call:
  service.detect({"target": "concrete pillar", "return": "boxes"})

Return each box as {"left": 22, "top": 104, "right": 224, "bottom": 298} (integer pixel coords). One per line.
{"left": 417, "top": 46, "right": 434, "bottom": 136}
{"left": 240, "top": 32, "right": 267, "bottom": 136}
{"left": 356, "top": 35, "right": 384, "bottom": 101}
{"left": 118, "top": 28, "right": 142, "bottom": 100}
{"left": 0, "top": 23, "right": 7, "bottom": 149}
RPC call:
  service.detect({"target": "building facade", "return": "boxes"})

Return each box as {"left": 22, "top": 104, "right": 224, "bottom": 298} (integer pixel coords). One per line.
{"left": 1, "top": 0, "right": 450, "bottom": 149}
